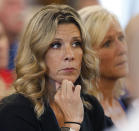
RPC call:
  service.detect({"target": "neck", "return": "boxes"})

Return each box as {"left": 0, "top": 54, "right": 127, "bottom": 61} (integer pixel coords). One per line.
{"left": 47, "top": 78, "right": 61, "bottom": 103}
{"left": 98, "top": 76, "right": 117, "bottom": 104}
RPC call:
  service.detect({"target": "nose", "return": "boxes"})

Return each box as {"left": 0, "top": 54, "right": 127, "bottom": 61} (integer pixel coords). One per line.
{"left": 64, "top": 45, "right": 74, "bottom": 61}
{"left": 116, "top": 40, "right": 128, "bottom": 56}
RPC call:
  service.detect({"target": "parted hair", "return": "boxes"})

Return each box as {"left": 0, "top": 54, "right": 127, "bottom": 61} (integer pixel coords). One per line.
{"left": 13, "top": 4, "right": 99, "bottom": 118}
{"left": 78, "top": 5, "right": 125, "bottom": 99}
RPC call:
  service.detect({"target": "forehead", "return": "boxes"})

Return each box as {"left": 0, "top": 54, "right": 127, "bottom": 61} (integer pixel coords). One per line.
{"left": 55, "top": 23, "right": 81, "bottom": 38}
{"left": 106, "top": 20, "right": 122, "bottom": 36}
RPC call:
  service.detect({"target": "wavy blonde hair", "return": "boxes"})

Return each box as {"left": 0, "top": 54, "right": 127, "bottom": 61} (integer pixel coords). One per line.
{"left": 78, "top": 5, "right": 126, "bottom": 100}
{"left": 13, "top": 4, "right": 99, "bottom": 118}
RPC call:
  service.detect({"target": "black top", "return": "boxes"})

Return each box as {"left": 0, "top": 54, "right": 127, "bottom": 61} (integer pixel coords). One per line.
{"left": 0, "top": 93, "right": 113, "bottom": 131}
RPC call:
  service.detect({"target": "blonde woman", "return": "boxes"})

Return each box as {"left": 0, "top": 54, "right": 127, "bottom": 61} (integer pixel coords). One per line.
{"left": 78, "top": 6, "right": 129, "bottom": 128}
{"left": 0, "top": 4, "right": 113, "bottom": 131}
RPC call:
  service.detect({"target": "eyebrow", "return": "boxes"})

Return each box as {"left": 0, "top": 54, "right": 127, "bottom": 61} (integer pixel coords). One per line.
{"left": 72, "top": 36, "right": 82, "bottom": 40}
{"left": 53, "top": 38, "right": 62, "bottom": 41}
{"left": 104, "top": 35, "right": 113, "bottom": 40}
{"left": 53, "top": 36, "right": 82, "bottom": 41}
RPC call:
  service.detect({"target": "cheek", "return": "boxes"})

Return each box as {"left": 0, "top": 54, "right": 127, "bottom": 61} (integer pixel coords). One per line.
{"left": 99, "top": 50, "right": 115, "bottom": 71}
{"left": 75, "top": 50, "right": 83, "bottom": 65}
{"left": 45, "top": 59, "right": 61, "bottom": 81}
{"left": 45, "top": 52, "right": 61, "bottom": 74}
{"left": 46, "top": 59, "right": 59, "bottom": 70}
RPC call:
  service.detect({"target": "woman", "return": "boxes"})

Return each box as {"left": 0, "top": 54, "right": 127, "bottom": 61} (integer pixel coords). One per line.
{"left": 0, "top": 4, "right": 113, "bottom": 131}
{"left": 78, "top": 6, "right": 129, "bottom": 128}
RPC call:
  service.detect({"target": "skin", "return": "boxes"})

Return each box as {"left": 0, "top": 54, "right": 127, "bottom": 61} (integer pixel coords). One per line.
{"left": 95, "top": 20, "right": 128, "bottom": 80}
{"left": 45, "top": 23, "right": 84, "bottom": 130}
{"left": 0, "top": 23, "right": 9, "bottom": 69}
{"left": 45, "top": 23, "right": 83, "bottom": 85}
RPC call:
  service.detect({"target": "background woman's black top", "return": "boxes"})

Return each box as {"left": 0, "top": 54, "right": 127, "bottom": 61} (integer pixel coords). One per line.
{"left": 0, "top": 93, "right": 113, "bottom": 131}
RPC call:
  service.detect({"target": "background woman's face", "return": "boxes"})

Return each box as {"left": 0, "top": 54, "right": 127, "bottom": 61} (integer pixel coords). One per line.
{"left": 0, "top": 23, "right": 9, "bottom": 69}
{"left": 45, "top": 23, "right": 83, "bottom": 84}
{"left": 95, "top": 20, "right": 128, "bottom": 79}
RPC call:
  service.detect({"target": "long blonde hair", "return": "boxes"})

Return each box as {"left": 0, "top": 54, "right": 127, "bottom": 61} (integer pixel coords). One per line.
{"left": 78, "top": 5, "right": 126, "bottom": 99}
{"left": 13, "top": 4, "right": 99, "bottom": 118}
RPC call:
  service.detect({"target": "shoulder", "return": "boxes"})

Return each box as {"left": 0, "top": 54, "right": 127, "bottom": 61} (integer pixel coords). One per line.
{"left": 0, "top": 93, "right": 35, "bottom": 117}
{"left": 0, "top": 93, "right": 40, "bottom": 131}
{"left": 0, "top": 93, "right": 34, "bottom": 112}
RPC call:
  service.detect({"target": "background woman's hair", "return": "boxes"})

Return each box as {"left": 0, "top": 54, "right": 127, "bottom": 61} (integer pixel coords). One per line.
{"left": 78, "top": 5, "right": 126, "bottom": 100}
{"left": 13, "top": 4, "right": 99, "bottom": 118}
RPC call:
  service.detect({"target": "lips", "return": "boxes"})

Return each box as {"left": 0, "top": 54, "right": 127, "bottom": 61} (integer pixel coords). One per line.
{"left": 62, "top": 67, "right": 75, "bottom": 71}
{"left": 116, "top": 60, "right": 127, "bottom": 66}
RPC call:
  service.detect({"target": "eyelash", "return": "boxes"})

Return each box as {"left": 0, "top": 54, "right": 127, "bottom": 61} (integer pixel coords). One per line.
{"left": 118, "top": 35, "right": 125, "bottom": 41}
{"left": 50, "top": 42, "right": 61, "bottom": 49}
{"left": 50, "top": 41, "right": 82, "bottom": 49}
{"left": 102, "top": 34, "right": 125, "bottom": 48}
{"left": 103, "top": 40, "right": 112, "bottom": 48}
{"left": 72, "top": 41, "right": 82, "bottom": 47}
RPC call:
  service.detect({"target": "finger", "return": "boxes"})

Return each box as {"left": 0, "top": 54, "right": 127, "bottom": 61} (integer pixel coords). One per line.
{"left": 54, "top": 88, "right": 61, "bottom": 104}
{"left": 61, "top": 79, "right": 68, "bottom": 96}
{"left": 74, "top": 85, "right": 81, "bottom": 97}
{"left": 66, "top": 81, "right": 74, "bottom": 96}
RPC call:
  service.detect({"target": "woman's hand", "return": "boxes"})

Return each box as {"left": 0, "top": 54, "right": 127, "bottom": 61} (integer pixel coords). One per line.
{"left": 54, "top": 79, "right": 84, "bottom": 130}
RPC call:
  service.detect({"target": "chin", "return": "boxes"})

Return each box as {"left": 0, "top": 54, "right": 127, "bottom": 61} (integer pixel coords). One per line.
{"left": 58, "top": 77, "right": 78, "bottom": 84}
{"left": 116, "top": 71, "right": 129, "bottom": 78}
{"left": 121, "top": 68, "right": 129, "bottom": 76}
{"left": 115, "top": 66, "right": 129, "bottom": 77}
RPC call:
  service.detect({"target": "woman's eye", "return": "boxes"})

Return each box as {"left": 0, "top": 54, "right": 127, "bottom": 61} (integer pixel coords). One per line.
{"left": 103, "top": 40, "right": 111, "bottom": 48}
{"left": 118, "top": 35, "right": 125, "bottom": 41}
{"left": 50, "top": 42, "right": 62, "bottom": 49}
{"left": 72, "top": 41, "right": 82, "bottom": 47}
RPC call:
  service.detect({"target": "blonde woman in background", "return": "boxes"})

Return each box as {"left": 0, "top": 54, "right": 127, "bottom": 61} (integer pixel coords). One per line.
{"left": 111, "top": 14, "right": 139, "bottom": 131}
{"left": 78, "top": 5, "right": 129, "bottom": 128}
{"left": 0, "top": 4, "right": 113, "bottom": 131}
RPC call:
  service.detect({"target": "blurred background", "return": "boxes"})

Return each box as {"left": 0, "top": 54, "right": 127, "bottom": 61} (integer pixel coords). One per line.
{"left": 28, "top": 0, "right": 139, "bottom": 28}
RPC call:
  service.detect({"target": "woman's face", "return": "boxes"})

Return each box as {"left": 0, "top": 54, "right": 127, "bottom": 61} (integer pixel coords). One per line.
{"left": 45, "top": 23, "right": 83, "bottom": 84}
{"left": 95, "top": 20, "right": 128, "bottom": 79}
{"left": 0, "top": 23, "right": 9, "bottom": 69}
